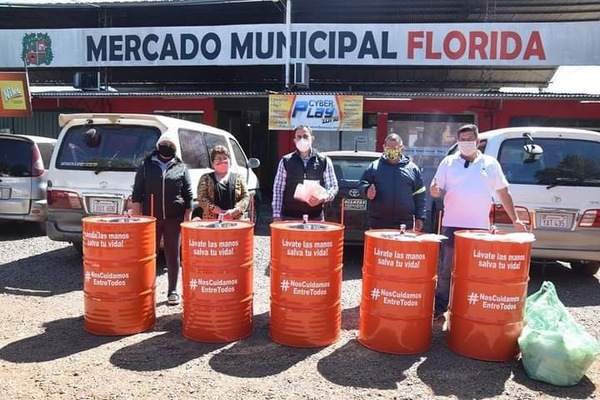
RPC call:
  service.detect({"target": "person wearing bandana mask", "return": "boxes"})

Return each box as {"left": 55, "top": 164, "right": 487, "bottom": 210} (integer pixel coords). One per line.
{"left": 359, "top": 133, "right": 427, "bottom": 230}
{"left": 430, "top": 124, "right": 527, "bottom": 322}
{"left": 272, "top": 125, "right": 338, "bottom": 221}
{"left": 131, "top": 132, "right": 193, "bottom": 306}
{"left": 197, "top": 145, "right": 249, "bottom": 220}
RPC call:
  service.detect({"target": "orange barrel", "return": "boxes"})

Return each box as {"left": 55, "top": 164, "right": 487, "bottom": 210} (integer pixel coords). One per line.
{"left": 358, "top": 230, "right": 441, "bottom": 354}
{"left": 180, "top": 220, "right": 254, "bottom": 342}
{"left": 269, "top": 221, "right": 344, "bottom": 347}
{"left": 447, "top": 230, "right": 536, "bottom": 361}
{"left": 82, "top": 216, "right": 156, "bottom": 336}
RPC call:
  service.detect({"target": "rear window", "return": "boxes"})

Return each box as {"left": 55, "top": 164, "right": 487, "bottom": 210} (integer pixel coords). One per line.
{"left": 498, "top": 138, "right": 600, "bottom": 187}
{"left": 0, "top": 138, "right": 33, "bottom": 177}
{"left": 331, "top": 157, "right": 376, "bottom": 182}
{"left": 56, "top": 125, "right": 160, "bottom": 171}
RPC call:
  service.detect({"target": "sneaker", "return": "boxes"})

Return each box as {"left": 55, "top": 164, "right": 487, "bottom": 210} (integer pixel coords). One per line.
{"left": 433, "top": 310, "right": 446, "bottom": 321}
{"left": 167, "top": 292, "right": 181, "bottom": 306}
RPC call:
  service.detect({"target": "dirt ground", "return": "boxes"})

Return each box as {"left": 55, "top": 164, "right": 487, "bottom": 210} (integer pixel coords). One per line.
{"left": 0, "top": 221, "right": 598, "bottom": 399}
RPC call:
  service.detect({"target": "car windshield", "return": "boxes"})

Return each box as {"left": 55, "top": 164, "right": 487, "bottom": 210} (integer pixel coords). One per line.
{"left": 331, "top": 157, "right": 376, "bottom": 184}
{"left": 56, "top": 125, "right": 161, "bottom": 172}
{"left": 498, "top": 137, "right": 600, "bottom": 187}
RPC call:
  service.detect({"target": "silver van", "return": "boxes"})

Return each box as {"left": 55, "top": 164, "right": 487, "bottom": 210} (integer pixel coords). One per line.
{"left": 446, "top": 127, "right": 600, "bottom": 276}
{"left": 0, "top": 133, "right": 56, "bottom": 232}
{"left": 46, "top": 113, "right": 260, "bottom": 252}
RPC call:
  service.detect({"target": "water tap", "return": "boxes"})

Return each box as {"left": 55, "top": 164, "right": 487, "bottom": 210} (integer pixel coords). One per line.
{"left": 400, "top": 224, "right": 406, "bottom": 234}
{"left": 302, "top": 214, "right": 309, "bottom": 224}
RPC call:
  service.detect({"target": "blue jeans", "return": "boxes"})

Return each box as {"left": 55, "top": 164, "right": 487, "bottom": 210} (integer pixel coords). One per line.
{"left": 434, "top": 226, "right": 464, "bottom": 315}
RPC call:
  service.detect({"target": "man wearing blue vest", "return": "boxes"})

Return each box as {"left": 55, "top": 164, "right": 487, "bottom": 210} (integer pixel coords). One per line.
{"left": 272, "top": 125, "right": 339, "bottom": 221}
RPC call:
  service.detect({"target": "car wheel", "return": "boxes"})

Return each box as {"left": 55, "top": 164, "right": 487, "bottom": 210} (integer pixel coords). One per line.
{"left": 570, "top": 261, "right": 600, "bottom": 276}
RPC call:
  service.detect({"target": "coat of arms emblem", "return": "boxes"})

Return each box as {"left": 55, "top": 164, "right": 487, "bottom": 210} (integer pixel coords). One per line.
{"left": 22, "top": 33, "right": 53, "bottom": 66}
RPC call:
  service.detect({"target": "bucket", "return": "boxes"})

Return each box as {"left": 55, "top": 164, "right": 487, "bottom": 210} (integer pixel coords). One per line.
{"left": 358, "top": 230, "right": 441, "bottom": 354}
{"left": 447, "top": 230, "right": 535, "bottom": 361}
{"left": 82, "top": 216, "right": 156, "bottom": 336}
{"left": 269, "top": 220, "right": 344, "bottom": 347}
{"left": 180, "top": 220, "right": 254, "bottom": 342}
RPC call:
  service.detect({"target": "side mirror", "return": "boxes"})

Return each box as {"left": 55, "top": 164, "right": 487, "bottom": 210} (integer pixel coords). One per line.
{"left": 522, "top": 133, "right": 543, "bottom": 164}
{"left": 247, "top": 158, "right": 260, "bottom": 169}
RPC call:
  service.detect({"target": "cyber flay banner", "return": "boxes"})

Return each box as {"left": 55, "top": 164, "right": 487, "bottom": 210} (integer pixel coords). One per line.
{"left": 268, "top": 94, "right": 363, "bottom": 131}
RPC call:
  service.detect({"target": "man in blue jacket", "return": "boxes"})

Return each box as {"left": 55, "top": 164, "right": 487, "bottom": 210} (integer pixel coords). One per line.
{"left": 359, "top": 133, "right": 427, "bottom": 231}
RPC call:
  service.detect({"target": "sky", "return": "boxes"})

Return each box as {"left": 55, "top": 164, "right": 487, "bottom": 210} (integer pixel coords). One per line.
{"left": 545, "top": 66, "right": 600, "bottom": 94}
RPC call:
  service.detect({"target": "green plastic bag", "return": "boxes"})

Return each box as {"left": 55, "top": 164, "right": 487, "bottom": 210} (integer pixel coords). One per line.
{"left": 518, "top": 281, "right": 600, "bottom": 386}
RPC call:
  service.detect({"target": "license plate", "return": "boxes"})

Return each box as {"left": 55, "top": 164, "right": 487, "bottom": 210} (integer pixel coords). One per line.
{"left": 343, "top": 198, "right": 367, "bottom": 211}
{"left": 0, "top": 187, "right": 10, "bottom": 200}
{"left": 538, "top": 213, "right": 571, "bottom": 229}
{"left": 90, "top": 199, "right": 118, "bottom": 214}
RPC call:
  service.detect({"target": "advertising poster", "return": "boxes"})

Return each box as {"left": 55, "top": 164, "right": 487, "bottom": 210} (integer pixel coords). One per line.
{"left": 0, "top": 71, "right": 32, "bottom": 117}
{"left": 269, "top": 94, "right": 363, "bottom": 131}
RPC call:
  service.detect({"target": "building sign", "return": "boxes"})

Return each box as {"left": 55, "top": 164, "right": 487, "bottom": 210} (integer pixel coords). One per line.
{"left": 269, "top": 94, "right": 363, "bottom": 131}
{"left": 0, "top": 72, "right": 32, "bottom": 117}
{"left": 0, "top": 22, "right": 599, "bottom": 68}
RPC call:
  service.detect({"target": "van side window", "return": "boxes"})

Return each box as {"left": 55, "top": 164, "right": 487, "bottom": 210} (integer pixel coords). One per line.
{"left": 178, "top": 128, "right": 210, "bottom": 168}
{"left": 230, "top": 139, "right": 248, "bottom": 168}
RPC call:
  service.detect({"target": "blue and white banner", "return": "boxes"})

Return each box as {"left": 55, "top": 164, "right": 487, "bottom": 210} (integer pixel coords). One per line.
{"left": 1, "top": 22, "right": 599, "bottom": 68}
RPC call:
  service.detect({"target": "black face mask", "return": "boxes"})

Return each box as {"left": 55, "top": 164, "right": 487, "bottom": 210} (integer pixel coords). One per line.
{"left": 158, "top": 144, "right": 175, "bottom": 159}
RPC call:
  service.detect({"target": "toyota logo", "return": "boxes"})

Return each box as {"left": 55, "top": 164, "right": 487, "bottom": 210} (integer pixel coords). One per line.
{"left": 552, "top": 196, "right": 562, "bottom": 203}
{"left": 99, "top": 181, "right": 109, "bottom": 189}
{"left": 348, "top": 189, "right": 360, "bottom": 198}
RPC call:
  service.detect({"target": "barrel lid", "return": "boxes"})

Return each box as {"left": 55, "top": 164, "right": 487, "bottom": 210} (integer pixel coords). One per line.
{"left": 96, "top": 217, "right": 144, "bottom": 223}
{"left": 286, "top": 223, "right": 329, "bottom": 230}
{"left": 456, "top": 230, "right": 535, "bottom": 243}
{"left": 187, "top": 221, "right": 238, "bottom": 229}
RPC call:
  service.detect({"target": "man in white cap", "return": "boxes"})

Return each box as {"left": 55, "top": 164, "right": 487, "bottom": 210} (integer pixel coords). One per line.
{"left": 131, "top": 132, "right": 193, "bottom": 306}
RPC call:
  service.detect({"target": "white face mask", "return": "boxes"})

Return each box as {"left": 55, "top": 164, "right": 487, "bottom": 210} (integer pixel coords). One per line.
{"left": 295, "top": 138, "right": 311, "bottom": 153}
{"left": 458, "top": 141, "right": 478, "bottom": 157}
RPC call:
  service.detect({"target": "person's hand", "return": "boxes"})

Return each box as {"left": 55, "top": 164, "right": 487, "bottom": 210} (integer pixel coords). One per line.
{"left": 367, "top": 183, "right": 376, "bottom": 200}
{"left": 414, "top": 219, "right": 424, "bottom": 232}
{"left": 430, "top": 177, "right": 441, "bottom": 197}
{"left": 513, "top": 220, "right": 528, "bottom": 232}
{"left": 307, "top": 194, "right": 323, "bottom": 207}
{"left": 192, "top": 216, "right": 201, "bottom": 221}
{"left": 272, "top": 217, "right": 282, "bottom": 222}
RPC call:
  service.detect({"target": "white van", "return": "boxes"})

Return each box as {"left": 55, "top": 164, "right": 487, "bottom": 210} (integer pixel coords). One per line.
{"left": 446, "top": 127, "right": 600, "bottom": 276}
{"left": 46, "top": 113, "right": 260, "bottom": 252}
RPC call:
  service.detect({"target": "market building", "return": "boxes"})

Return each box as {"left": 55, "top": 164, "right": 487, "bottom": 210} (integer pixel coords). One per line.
{"left": 1, "top": 0, "right": 599, "bottom": 192}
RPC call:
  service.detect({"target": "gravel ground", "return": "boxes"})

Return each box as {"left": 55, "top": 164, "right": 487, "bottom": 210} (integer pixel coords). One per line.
{"left": 0, "top": 218, "right": 598, "bottom": 400}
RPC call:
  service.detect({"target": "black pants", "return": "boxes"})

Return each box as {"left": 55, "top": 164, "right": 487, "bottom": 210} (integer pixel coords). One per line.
{"left": 156, "top": 215, "right": 184, "bottom": 294}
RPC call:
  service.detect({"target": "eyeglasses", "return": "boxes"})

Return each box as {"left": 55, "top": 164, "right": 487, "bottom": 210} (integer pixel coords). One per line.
{"left": 213, "top": 156, "right": 229, "bottom": 162}
{"left": 295, "top": 134, "right": 310, "bottom": 140}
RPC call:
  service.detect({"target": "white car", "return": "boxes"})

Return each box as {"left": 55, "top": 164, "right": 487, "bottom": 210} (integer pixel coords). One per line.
{"left": 446, "top": 127, "right": 600, "bottom": 276}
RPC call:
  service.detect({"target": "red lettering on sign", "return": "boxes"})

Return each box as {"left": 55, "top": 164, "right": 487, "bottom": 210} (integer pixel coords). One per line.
{"left": 406, "top": 30, "right": 546, "bottom": 61}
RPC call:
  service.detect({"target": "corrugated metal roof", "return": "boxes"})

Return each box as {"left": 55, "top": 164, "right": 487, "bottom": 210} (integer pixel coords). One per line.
{"left": 30, "top": 89, "right": 600, "bottom": 101}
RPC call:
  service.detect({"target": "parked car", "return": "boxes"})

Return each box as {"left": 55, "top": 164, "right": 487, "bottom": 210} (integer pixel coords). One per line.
{"left": 0, "top": 133, "right": 57, "bottom": 232}
{"left": 441, "top": 127, "right": 600, "bottom": 276}
{"left": 323, "top": 150, "right": 380, "bottom": 245}
{"left": 46, "top": 113, "right": 260, "bottom": 253}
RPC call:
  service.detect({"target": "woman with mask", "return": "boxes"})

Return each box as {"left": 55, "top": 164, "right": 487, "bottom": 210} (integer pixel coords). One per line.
{"left": 197, "top": 145, "right": 249, "bottom": 220}
{"left": 429, "top": 124, "right": 527, "bottom": 321}
{"left": 359, "top": 133, "right": 427, "bottom": 230}
{"left": 271, "top": 125, "right": 338, "bottom": 221}
{"left": 130, "top": 132, "right": 193, "bottom": 306}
